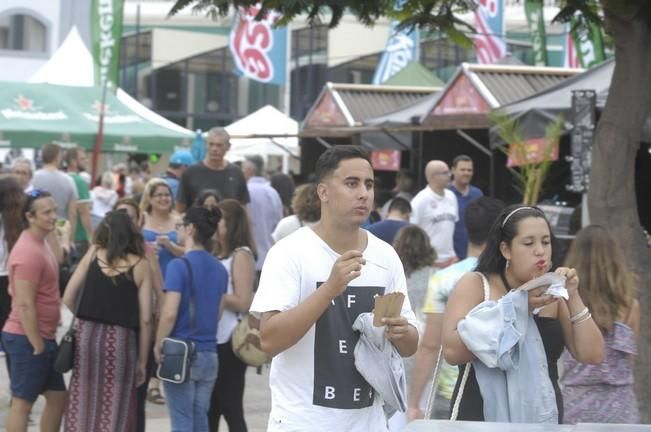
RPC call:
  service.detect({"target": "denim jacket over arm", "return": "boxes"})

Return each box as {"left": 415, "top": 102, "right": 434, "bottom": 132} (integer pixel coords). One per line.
{"left": 457, "top": 280, "right": 558, "bottom": 423}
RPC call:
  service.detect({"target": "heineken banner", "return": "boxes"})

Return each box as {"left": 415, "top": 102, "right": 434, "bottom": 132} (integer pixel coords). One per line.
{"left": 473, "top": 0, "right": 506, "bottom": 64}
{"left": 90, "top": 0, "right": 125, "bottom": 90}
{"left": 229, "top": 4, "right": 288, "bottom": 86}
{"left": 569, "top": 13, "right": 605, "bottom": 68}
{"left": 563, "top": 23, "right": 580, "bottom": 68}
{"left": 524, "top": 0, "right": 548, "bottom": 66}
{"left": 372, "top": 4, "right": 420, "bottom": 85}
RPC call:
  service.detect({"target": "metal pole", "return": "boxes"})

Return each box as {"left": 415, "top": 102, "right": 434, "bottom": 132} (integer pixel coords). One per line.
{"left": 91, "top": 81, "right": 109, "bottom": 182}
{"left": 134, "top": 3, "right": 140, "bottom": 97}
{"left": 283, "top": 24, "right": 291, "bottom": 116}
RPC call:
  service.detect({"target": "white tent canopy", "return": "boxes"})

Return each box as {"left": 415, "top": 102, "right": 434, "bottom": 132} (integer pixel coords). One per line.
{"left": 224, "top": 105, "right": 299, "bottom": 173}
{"left": 29, "top": 27, "right": 194, "bottom": 140}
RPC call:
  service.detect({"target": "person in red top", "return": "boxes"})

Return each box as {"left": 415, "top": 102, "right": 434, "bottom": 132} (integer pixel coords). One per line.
{"left": 2, "top": 189, "right": 67, "bottom": 432}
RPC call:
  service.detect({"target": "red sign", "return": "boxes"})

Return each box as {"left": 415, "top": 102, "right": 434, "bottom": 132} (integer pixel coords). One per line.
{"left": 371, "top": 150, "right": 401, "bottom": 171}
{"left": 431, "top": 74, "right": 491, "bottom": 116}
{"left": 507, "top": 138, "right": 559, "bottom": 167}
{"left": 229, "top": 5, "right": 277, "bottom": 83}
{"left": 305, "top": 92, "right": 348, "bottom": 127}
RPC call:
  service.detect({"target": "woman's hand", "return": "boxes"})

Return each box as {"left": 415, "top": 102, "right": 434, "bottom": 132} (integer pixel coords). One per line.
{"left": 156, "top": 235, "right": 172, "bottom": 250}
{"left": 555, "top": 267, "right": 579, "bottom": 298}
{"left": 136, "top": 360, "right": 146, "bottom": 387}
{"left": 153, "top": 341, "right": 162, "bottom": 364}
{"left": 528, "top": 286, "right": 556, "bottom": 313}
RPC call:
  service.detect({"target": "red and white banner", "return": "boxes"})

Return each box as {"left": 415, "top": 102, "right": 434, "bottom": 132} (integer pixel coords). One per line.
{"left": 563, "top": 23, "right": 580, "bottom": 69}
{"left": 473, "top": 0, "right": 506, "bottom": 64}
{"left": 371, "top": 150, "right": 401, "bottom": 172}
{"left": 228, "top": 4, "right": 288, "bottom": 85}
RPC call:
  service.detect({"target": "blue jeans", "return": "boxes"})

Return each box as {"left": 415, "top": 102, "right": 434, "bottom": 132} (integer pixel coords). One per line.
{"left": 164, "top": 351, "right": 218, "bottom": 432}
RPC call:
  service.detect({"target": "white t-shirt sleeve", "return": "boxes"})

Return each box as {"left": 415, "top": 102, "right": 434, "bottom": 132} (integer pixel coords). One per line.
{"left": 450, "top": 191, "right": 459, "bottom": 222}
{"left": 271, "top": 215, "right": 300, "bottom": 243}
{"left": 409, "top": 194, "right": 422, "bottom": 224}
{"left": 67, "top": 174, "right": 79, "bottom": 201}
{"left": 250, "top": 239, "right": 301, "bottom": 317}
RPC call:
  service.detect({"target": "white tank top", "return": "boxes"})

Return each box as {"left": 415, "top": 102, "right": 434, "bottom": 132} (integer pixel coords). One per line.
{"left": 217, "top": 247, "right": 253, "bottom": 344}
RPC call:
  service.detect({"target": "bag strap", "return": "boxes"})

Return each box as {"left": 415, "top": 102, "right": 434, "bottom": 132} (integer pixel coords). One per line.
{"left": 449, "top": 272, "right": 490, "bottom": 421}
{"left": 230, "top": 247, "right": 253, "bottom": 321}
{"left": 67, "top": 251, "right": 96, "bottom": 333}
{"left": 180, "top": 256, "right": 196, "bottom": 333}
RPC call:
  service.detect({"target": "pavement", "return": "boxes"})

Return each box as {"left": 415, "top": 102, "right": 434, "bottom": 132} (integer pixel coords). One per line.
{"left": 0, "top": 306, "right": 272, "bottom": 431}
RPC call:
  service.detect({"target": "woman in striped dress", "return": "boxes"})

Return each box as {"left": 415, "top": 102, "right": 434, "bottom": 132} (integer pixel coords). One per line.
{"left": 62, "top": 211, "right": 152, "bottom": 431}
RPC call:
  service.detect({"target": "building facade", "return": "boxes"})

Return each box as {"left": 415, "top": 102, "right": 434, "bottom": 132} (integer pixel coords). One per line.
{"left": 1, "top": 0, "right": 568, "bottom": 129}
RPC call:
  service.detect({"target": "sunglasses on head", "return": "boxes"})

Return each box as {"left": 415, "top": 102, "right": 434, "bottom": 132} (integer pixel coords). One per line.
{"left": 27, "top": 189, "right": 48, "bottom": 199}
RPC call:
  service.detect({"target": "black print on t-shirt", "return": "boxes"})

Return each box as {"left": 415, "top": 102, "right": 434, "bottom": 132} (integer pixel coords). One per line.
{"left": 430, "top": 213, "right": 456, "bottom": 224}
{"left": 313, "top": 283, "right": 385, "bottom": 409}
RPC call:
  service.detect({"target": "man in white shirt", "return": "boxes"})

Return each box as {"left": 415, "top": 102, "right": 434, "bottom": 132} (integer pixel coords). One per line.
{"left": 250, "top": 145, "right": 419, "bottom": 432}
{"left": 410, "top": 160, "right": 458, "bottom": 268}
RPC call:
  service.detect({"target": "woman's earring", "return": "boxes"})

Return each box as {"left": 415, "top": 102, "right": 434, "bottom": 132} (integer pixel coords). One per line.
{"left": 505, "top": 259, "right": 511, "bottom": 270}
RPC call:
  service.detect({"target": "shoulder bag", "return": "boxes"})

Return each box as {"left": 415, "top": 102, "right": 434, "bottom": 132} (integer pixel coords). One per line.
{"left": 53, "top": 251, "right": 92, "bottom": 374}
{"left": 157, "top": 257, "right": 196, "bottom": 384}
{"left": 230, "top": 248, "right": 269, "bottom": 367}
{"left": 423, "top": 272, "right": 490, "bottom": 420}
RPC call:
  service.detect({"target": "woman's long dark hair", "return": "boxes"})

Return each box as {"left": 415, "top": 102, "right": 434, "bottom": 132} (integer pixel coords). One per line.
{"left": 0, "top": 176, "right": 25, "bottom": 251}
{"left": 214, "top": 199, "right": 258, "bottom": 259}
{"left": 93, "top": 210, "right": 145, "bottom": 264}
{"left": 475, "top": 204, "right": 559, "bottom": 275}
{"left": 183, "top": 206, "right": 221, "bottom": 251}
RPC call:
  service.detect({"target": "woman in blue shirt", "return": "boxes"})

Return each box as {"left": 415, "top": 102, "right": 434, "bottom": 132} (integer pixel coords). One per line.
{"left": 141, "top": 178, "right": 184, "bottom": 405}
{"left": 155, "top": 206, "right": 228, "bottom": 432}
{"left": 140, "top": 178, "right": 184, "bottom": 277}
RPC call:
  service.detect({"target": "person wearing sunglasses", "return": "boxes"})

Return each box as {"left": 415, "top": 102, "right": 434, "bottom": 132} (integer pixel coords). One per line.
{"left": 410, "top": 160, "right": 459, "bottom": 269}
{"left": 2, "top": 189, "right": 67, "bottom": 432}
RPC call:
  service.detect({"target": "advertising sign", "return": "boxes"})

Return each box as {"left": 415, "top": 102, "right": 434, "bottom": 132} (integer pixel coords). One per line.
{"left": 229, "top": 4, "right": 288, "bottom": 86}
{"left": 91, "top": 0, "right": 125, "bottom": 90}
{"left": 371, "top": 150, "right": 401, "bottom": 171}
{"left": 473, "top": 0, "right": 506, "bottom": 64}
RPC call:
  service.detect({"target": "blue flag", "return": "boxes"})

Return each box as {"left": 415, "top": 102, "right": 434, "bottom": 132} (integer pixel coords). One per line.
{"left": 373, "top": 21, "right": 419, "bottom": 85}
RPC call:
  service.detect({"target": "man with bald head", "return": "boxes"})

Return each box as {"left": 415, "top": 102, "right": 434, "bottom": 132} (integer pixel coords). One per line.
{"left": 176, "top": 127, "right": 249, "bottom": 212}
{"left": 410, "top": 160, "right": 459, "bottom": 268}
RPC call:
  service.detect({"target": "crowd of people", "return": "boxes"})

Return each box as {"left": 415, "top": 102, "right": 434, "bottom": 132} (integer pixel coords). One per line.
{"left": 0, "top": 135, "right": 642, "bottom": 431}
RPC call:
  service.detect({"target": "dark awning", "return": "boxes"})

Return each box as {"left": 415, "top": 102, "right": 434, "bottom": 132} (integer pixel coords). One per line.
{"left": 495, "top": 59, "right": 651, "bottom": 145}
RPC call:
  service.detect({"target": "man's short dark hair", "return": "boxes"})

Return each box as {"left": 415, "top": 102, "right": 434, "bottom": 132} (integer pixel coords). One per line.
{"left": 315, "top": 145, "right": 372, "bottom": 182}
{"left": 64, "top": 148, "right": 82, "bottom": 167}
{"left": 41, "top": 143, "right": 62, "bottom": 165}
{"left": 452, "top": 154, "right": 472, "bottom": 168}
{"left": 388, "top": 197, "right": 412, "bottom": 215}
{"left": 465, "top": 196, "right": 505, "bottom": 246}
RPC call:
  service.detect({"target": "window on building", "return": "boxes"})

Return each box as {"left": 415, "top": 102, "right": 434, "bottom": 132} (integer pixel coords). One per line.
{"left": 0, "top": 13, "right": 47, "bottom": 52}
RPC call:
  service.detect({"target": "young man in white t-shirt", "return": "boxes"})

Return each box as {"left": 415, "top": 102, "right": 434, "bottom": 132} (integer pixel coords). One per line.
{"left": 250, "top": 146, "right": 419, "bottom": 432}
{"left": 410, "top": 160, "right": 459, "bottom": 267}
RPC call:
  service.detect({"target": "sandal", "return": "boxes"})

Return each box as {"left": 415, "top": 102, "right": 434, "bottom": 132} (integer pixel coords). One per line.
{"left": 147, "top": 387, "right": 165, "bottom": 405}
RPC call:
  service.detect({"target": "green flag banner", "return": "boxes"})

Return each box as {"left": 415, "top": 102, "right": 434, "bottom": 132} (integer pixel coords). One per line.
{"left": 524, "top": 0, "right": 548, "bottom": 66}
{"left": 91, "top": 0, "right": 124, "bottom": 90}
{"left": 570, "top": 15, "right": 605, "bottom": 68}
